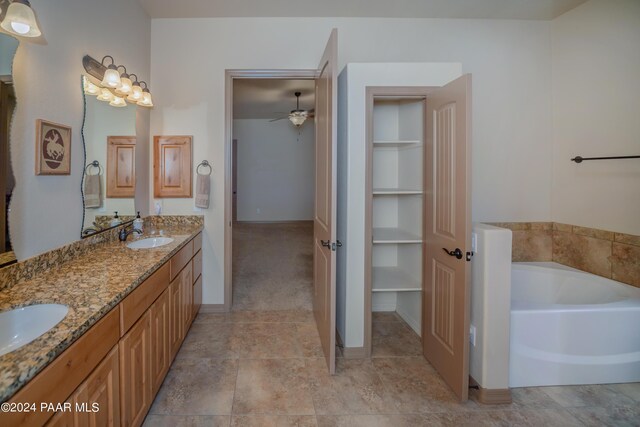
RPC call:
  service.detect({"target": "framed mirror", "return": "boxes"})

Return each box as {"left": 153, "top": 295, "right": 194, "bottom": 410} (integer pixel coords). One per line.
{"left": 0, "top": 33, "right": 18, "bottom": 267}
{"left": 81, "top": 76, "right": 137, "bottom": 237}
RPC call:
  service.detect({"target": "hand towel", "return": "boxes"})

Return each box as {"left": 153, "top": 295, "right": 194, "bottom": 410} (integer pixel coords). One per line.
{"left": 84, "top": 174, "right": 102, "bottom": 208}
{"left": 195, "top": 173, "right": 210, "bottom": 208}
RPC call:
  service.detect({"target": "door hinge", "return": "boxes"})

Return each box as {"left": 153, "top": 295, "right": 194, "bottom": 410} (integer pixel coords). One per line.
{"left": 466, "top": 251, "right": 474, "bottom": 261}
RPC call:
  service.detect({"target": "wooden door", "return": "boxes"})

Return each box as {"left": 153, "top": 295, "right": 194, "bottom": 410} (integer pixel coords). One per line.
{"left": 150, "top": 289, "right": 170, "bottom": 395}
{"left": 154, "top": 136, "right": 193, "bottom": 198}
{"left": 74, "top": 345, "right": 120, "bottom": 427}
{"left": 313, "top": 29, "right": 338, "bottom": 374}
{"left": 169, "top": 277, "right": 183, "bottom": 358}
{"left": 232, "top": 139, "right": 238, "bottom": 222}
{"left": 423, "top": 74, "right": 472, "bottom": 401}
{"left": 119, "top": 312, "right": 151, "bottom": 427}
{"left": 106, "top": 136, "right": 136, "bottom": 198}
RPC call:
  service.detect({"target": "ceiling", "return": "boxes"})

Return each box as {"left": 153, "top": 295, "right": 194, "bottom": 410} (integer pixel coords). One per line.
{"left": 233, "top": 79, "right": 315, "bottom": 120}
{"left": 139, "top": 0, "right": 587, "bottom": 20}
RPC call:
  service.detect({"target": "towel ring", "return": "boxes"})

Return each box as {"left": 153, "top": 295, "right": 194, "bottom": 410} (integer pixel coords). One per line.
{"left": 84, "top": 160, "right": 102, "bottom": 176}
{"left": 197, "top": 160, "right": 212, "bottom": 176}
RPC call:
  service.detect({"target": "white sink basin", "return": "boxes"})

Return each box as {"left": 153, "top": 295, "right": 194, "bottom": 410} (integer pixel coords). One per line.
{"left": 127, "top": 237, "right": 174, "bottom": 249}
{"left": 0, "top": 304, "right": 69, "bottom": 357}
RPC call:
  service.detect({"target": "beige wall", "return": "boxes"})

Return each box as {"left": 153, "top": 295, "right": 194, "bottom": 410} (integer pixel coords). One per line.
{"left": 9, "top": 0, "right": 150, "bottom": 260}
{"left": 551, "top": 0, "right": 640, "bottom": 235}
{"left": 150, "top": 17, "right": 553, "bottom": 304}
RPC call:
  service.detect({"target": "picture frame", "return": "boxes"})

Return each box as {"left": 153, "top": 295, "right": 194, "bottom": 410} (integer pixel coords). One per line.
{"left": 35, "top": 119, "right": 72, "bottom": 175}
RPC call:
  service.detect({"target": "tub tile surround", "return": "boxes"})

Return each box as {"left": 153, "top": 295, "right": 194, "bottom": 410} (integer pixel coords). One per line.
{"left": 492, "top": 222, "right": 640, "bottom": 287}
{"left": 0, "top": 215, "right": 203, "bottom": 402}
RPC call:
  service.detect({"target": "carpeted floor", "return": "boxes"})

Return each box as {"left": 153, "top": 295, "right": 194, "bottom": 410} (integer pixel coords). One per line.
{"left": 232, "top": 221, "right": 314, "bottom": 311}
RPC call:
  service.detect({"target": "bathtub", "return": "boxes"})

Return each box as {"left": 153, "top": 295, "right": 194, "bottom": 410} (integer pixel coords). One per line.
{"left": 509, "top": 262, "right": 640, "bottom": 388}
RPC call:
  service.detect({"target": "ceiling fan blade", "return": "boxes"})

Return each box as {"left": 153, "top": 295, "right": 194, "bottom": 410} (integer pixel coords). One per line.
{"left": 269, "top": 117, "right": 287, "bottom": 122}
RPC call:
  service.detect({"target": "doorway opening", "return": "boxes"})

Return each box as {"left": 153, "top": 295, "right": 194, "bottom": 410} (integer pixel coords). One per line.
{"left": 230, "top": 78, "right": 316, "bottom": 311}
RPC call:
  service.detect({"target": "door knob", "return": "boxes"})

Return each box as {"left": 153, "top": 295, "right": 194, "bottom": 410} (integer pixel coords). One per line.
{"left": 442, "top": 247, "right": 463, "bottom": 260}
{"left": 321, "top": 240, "right": 331, "bottom": 249}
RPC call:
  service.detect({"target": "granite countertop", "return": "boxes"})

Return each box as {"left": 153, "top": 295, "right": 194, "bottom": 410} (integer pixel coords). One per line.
{"left": 0, "top": 224, "right": 203, "bottom": 402}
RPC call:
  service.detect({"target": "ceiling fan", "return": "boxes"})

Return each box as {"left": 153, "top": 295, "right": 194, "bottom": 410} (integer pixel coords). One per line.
{"left": 270, "top": 91, "right": 314, "bottom": 128}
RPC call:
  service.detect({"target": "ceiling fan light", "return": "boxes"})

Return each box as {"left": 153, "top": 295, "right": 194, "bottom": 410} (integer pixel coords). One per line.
{"left": 0, "top": 0, "right": 42, "bottom": 38}
{"left": 289, "top": 111, "right": 307, "bottom": 127}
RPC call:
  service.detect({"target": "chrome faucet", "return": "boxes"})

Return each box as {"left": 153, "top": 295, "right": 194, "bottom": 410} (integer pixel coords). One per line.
{"left": 119, "top": 225, "right": 142, "bottom": 242}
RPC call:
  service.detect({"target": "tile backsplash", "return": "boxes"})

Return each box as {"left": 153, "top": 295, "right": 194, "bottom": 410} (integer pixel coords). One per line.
{"left": 491, "top": 222, "right": 640, "bottom": 288}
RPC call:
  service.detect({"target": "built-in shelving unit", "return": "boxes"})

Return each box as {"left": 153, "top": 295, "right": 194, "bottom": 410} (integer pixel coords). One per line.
{"left": 369, "top": 96, "right": 425, "bottom": 338}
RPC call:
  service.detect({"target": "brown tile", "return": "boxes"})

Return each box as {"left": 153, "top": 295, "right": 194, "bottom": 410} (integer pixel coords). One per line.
{"left": 316, "top": 415, "right": 430, "bottom": 427}
{"left": 143, "top": 415, "right": 230, "bottom": 427}
{"left": 233, "top": 358, "right": 314, "bottom": 415}
{"left": 572, "top": 225, "right": 615, "bottom": 241}
{"left": 306, "top": 358, "right": 399, "bottom": 415}
{"left": 491, "top": 222, "right": 530, "bottom": 231}
{"left": 229, "top": 310, "right": 314, "bottom": 323}
{"left": 470, "top": 386, "right": 562, "bottom": 411}
{"left": 295, "top": 322, "right": 325, "bottom": 358}
{"left": 605, "top": 383, "right": 640, "bottom": 402}
{"left": 149, "top": 359, "right": 237, "bottom": 415}
{"left": 552, "top": 231, "right": 612, "bottom": 277}
{"left": 193, "top": 313, "right": 230, "bottom": 324}
{"left": 371, "top": 321, "right": 423, "bottom": 357}
{"left": 231, "top": 415, "right": 318, "bottom": 427}
{"left": 553, "top": 222, "right": 573, "bottom": 232}
{"left": 512, "top": 230, "right": 553, "bottom": 262}
{"left": 530, "top": 222, "right": 553, "bottom": 231}
{"left": 615, "top": 232, "right": 640, "bottom": 247}
{"left": 176, "top": 322, "right": 240, "bottom": 359}
{"left": 372, "top": 311, "right": 402, "bottom": 322}
{"left": 233, "top": 322, "right": 306, "bottom": 358}
{"left": 611, "top": 243, "right": 640, "bottom": 287}
{"left": 568, "top": 405, "right": 640, "bottom": 427}
{"left": 541, "top": 384, "right": 636, "bottom": 408}
{"left": 483, "top": 409, "right": 584, "bottom": 426}
{"left": 373, "top": 357, "right": 478, "bottom": 413}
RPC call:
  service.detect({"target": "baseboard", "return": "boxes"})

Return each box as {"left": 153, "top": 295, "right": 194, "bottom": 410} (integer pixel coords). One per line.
{"left": 234, "top": 220, "right": 313, "bottom": 224}
{"left": 372, "top": 303, "right": 397, "bottom": 311}
{"left": 341, "top": 346, "right": 367, "bottom": 359}
{"left": 470, "top": 376, "right": 512, "bottom": 405}
{"left": 198, "top": 304, "right": 228, "bottom": 313}
{"left": 396, "top": 305, "right": 421, "bottom": 336}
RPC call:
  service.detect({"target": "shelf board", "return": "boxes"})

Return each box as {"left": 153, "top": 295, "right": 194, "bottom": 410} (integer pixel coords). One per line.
{"left": 373, "top": 227, "right": 422, "bottom": 244}
{"left": 372, "top": 266, "right": 422, "bottom": 292}
{"left": 373, "top": 188, "right": 423, "bottom": 195}
{"left": 373, "top": 140, "right": 421, "bottom": 148}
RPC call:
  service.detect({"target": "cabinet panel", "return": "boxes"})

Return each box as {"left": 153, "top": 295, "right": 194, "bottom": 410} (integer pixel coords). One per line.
{"left": 75, "top": 345, "right": 120, "bottom": 427}
{"left": 119, "top": 312, "right": 151, "bottom": 427}
{"left": 169, "top": 277, "right": 183, "bottom": 359}
{"left": 150, "top": 289, "right": 170, "bottom": 395}
{"left": 120, "top": 263, "right": 170, "bottom": 335}
{"left": 107, "top": 136, "right": 136, "bottom": 198}
{"left": 170, "top": 240, "right": 193, "bottom": 281}
{"left": 193, "top": 275, "right": 202, "bottom": 320}
{"left": 153, "top": 135, "right": 192, "bottom": 198}
{"left": 192, "top": 232, "right": 202, "bottom": 254}
{"left": 192, "top": 249, "right": 202, "bottom": 282}
{"left": 181, "top": 261, "right": 193, "bottom": 335}
{"left": 45, "top": 405, "right": 74, "bottom": 427}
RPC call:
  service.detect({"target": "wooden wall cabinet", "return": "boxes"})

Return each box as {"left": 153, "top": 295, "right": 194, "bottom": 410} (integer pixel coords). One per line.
{"left": 153, "top": 135, "right": 192, "bottom": 198}
{"left": 107, "top": 136, "right": 136, "bottom": 198}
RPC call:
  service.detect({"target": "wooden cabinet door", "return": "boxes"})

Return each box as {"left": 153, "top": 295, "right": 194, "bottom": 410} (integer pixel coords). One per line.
{"left": 169, "top": 277, "right": 183, "bottom": 359}
{"left": 119, "top": 312, "right": 151, "bottom": 427}
{"left": 153, "top": 135, "right": 192, "bottom": 198}
{"left": 107, "top": 136, "right": 136, "bottom": 198}
{"left": 181, "top": 261, "right": 193, "bottom": 334}
{"left": 74, "top": 345, "right": 120, "bottom": 427}
{"left": 150, "top": 289, "right": 170, "bottom": 395}
{"left": 193, "top": 275, "right": 202, "bottom": 320}
{"left": 45, "top": 405, "right": 74, "bottom": 427}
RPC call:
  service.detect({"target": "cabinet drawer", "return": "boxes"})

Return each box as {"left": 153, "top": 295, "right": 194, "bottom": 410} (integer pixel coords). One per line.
{"left": 192, "top": 249, "right": 202, "bottom": 283}
{"left": 170, "top": 241, "right": 193, "bottom": 281}
{"left": 192, "top": 232, "right": 202, "bottom": 254}
{"left": 5, "top": 307, "right": 120, "bottom": 427}
{"left": 120, "top": 262, "right": 169, "bottom": 334}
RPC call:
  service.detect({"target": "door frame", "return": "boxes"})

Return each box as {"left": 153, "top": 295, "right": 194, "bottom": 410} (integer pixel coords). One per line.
{"left": 223, "top": 69, "right": 317, "bottom": 311}
{"left": 363, "top": 86, "right": 434, "bottom": 356}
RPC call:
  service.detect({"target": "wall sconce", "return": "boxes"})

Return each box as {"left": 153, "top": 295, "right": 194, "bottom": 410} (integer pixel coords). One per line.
{"left": 82, "top": 55, "right": 153, "bottom": 108}
{"left": 0, "top": 0, "right": 42, "bottom": 38}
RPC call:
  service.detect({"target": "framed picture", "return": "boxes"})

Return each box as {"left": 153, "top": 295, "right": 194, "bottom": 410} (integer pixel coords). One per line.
{"left": 35, "top": 119, "right": 72, "bottom": 175}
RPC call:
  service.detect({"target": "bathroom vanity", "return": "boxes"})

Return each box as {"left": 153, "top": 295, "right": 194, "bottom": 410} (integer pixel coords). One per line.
{"left": 0, "top": 222, "right": 203, "bottom": 427}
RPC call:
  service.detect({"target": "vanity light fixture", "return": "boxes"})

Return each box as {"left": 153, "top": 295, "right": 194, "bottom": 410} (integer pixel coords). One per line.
{"left": 100, "top": 56, "right": 122, "bottom": 89}
{"left": 0, "top": 0, "right": 42, "bottom": 38}
{"left": 82, "top": 55, "right": 154, "bottom": 108}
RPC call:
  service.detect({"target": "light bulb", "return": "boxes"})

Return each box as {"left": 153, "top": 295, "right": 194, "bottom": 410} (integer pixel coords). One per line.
{"left": 109, "top": 96, "right": 127, "bottom": 108}
{"left": 0, "top": 1, "right": 42, "bottom": 38}
{"left": 127, "top": 84, "right": 143, "bottom": 102}
{"left": 97, "top": 88, "right": 114, "bottom": 102}
{"left": 116, "top": 76, "right": 132, "bottom": 96}
{"left": 83, "top": 77, "right": 100, "bottom": 96}
{"left": 137, "top": 91, "right": 153, "bottom": 107}
{"left": 101, "top": 67, "right": 121, "bottom": 88}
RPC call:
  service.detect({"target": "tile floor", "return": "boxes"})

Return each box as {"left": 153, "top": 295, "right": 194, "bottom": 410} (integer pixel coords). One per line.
{"left": 146, "top": 311, "right": 640, "bottom": 426}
